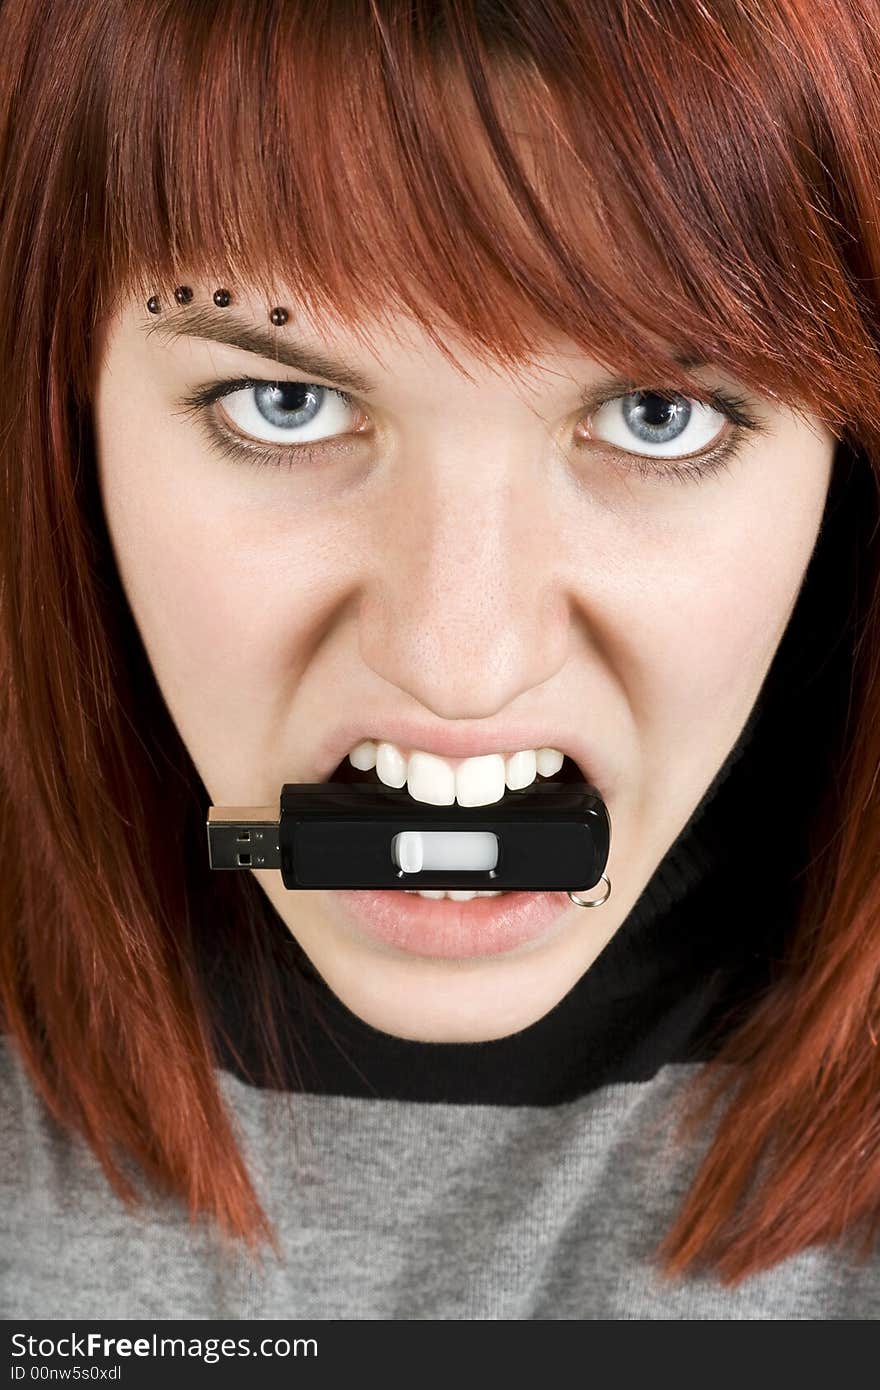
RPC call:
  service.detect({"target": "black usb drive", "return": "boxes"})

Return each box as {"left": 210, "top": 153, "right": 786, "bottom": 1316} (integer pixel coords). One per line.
{"left": 206, "top": 779, "right": 611, "bottom": 893}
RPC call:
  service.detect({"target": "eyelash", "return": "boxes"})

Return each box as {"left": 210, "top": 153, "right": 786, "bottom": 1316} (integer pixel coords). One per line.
{"left": 175, "top": 376, "right": 764, "bottom": 484}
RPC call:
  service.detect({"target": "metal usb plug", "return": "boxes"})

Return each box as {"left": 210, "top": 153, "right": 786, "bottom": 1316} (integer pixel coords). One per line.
{"left": 206, "top": 804, "right": 281, "bottom": 869}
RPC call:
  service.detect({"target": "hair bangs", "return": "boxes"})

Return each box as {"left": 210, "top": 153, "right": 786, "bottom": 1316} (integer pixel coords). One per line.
{"left": 95, "top": 0, "right": 871, "bottom": 428}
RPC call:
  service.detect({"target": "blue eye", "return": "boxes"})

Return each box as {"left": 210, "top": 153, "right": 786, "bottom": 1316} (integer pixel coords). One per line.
{"left": 216, "top": 380, "right": 358, "bottom": 445}
{"left": 579, "top": 386, "right": 766, "bottom": 484}
{"left": 175, "top": 376, "right": 363, "bottom": 470}
{"left": 592, "top": 391, "right": 724, "bottom": 455}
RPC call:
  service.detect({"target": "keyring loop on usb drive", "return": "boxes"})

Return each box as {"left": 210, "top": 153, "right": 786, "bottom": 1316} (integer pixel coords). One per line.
{"left": 567, "top": 873, "right": 611, "bottom": 908}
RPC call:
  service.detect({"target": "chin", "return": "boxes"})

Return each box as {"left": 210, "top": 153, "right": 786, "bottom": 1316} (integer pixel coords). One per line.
{"left": 302, "top": 916, "right": 606, "bottom": 1043}
{"left": 254, "top": 871, "right": 622, "bottom": 1044}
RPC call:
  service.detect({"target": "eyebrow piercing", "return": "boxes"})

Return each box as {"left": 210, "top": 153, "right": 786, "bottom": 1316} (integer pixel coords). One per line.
{"left": 146, "top": 285, "right": 291, "bottom": 325}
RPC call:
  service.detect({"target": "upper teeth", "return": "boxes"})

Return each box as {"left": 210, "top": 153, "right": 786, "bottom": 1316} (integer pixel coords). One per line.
{"left": 347, "top": 740, "right": 566, "bottom": 806}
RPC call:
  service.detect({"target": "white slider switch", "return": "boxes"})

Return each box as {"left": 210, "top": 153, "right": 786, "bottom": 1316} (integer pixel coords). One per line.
{"left": 392, "top": 830, "right": 500, "bottom": 874}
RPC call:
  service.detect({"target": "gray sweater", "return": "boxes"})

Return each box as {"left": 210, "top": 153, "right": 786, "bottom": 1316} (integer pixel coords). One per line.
{"left": 2, "top": 1036, "right": 878, "bottom": 1319}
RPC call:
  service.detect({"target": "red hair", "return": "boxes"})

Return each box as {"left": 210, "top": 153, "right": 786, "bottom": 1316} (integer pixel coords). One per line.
{"left": 2, "top": 0, "right": 880, "bottom": 1285}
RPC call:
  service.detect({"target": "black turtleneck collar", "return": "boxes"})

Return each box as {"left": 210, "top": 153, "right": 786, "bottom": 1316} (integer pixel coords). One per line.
{"left": 196, "top": 444, "right": 869, "bottom": 1105}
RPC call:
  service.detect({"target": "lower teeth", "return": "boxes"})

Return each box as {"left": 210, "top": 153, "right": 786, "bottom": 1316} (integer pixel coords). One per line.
{"left": 403, "top": 889, "right": 508, "bottom": 901}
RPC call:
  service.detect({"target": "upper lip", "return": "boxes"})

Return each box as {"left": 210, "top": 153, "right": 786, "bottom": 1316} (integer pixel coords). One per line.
{"left": 310, "top": 715, "right": 604, "bottom": 794}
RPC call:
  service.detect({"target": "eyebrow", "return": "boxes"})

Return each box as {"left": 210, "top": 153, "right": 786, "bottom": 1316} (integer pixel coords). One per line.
{"left": 141, "top": 305, "right": 379, "bottom": 394}
{"left": 141, "top": 303, "right": 706, "bottom": 394}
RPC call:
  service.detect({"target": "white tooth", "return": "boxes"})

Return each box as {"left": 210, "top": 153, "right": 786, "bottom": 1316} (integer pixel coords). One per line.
{"left": 456, "top": 753, "right": 506, "bottom": 806}
{"left": 406, "top": 751, "right": 456, "bottom": 805}
{"left": 403, "top": 888, "right": 508, "bottom": 899}
{"left": 535, "top": 746, "right": 564, "bottom": 777}
{"left": 506, "top": 749, "right": 537, "bottom": 790}
{"left": 446, "top": 889, "right": 479, "bottom": 901}
{"left": 376, "top": 740, "right": 408, "bottom": 788}
{"left": 348, "top": 739, "right": 377, "bottom": 771}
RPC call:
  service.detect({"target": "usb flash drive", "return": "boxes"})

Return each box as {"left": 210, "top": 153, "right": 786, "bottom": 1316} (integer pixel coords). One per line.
{"left": 206, "top": 779, "right": 611, "bottom": 893}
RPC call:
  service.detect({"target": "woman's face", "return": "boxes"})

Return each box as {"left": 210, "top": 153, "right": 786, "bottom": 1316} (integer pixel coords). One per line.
{"left": 93, "top": 280, "right": 836, "bottom": 1041}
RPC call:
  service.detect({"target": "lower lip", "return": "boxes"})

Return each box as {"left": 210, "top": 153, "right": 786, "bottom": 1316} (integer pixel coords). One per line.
{"left": 328, "top": 887, "right": 576, "bottom": 959}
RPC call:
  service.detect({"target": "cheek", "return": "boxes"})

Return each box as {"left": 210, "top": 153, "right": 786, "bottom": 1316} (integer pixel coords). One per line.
{"left": 620, "top": 455, "right": 831, "bottom": 784}
{"left": 94, "top": 403, "right": 332, "bottom": 761}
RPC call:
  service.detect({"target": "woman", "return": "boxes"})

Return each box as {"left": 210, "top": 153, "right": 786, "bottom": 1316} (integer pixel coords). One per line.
{"left": 1, "top": 0, "right": 879, "bottom": 1319}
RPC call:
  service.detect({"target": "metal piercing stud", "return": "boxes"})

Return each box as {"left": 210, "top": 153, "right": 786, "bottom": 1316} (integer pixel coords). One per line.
{"left": 567, "top": 873, "right": 611, "bottom": 908}
{"left": 145, "top": 285, "right": 194, "bottom": 313}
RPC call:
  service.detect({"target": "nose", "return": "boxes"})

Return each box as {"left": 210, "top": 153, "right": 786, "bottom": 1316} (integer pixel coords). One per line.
{"left": 356, "top": 459, "right": 573, "bottom": 720}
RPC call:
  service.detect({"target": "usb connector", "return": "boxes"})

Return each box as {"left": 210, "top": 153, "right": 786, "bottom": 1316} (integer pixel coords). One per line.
{"left": 206, "top": 804, "right": 281, "bottom": 869}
